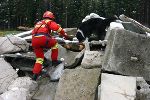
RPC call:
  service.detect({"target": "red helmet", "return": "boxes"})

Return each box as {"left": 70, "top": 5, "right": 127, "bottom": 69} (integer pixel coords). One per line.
{"left": 43, "top": 11, "right": 55, "bottom": 19}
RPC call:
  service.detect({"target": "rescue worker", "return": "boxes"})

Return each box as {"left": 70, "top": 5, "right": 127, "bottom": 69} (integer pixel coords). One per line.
{"left": 32, "top": 11, "right": 70, "bottom": 81}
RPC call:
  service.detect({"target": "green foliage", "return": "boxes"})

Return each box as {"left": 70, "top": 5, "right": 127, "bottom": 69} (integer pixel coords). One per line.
{"left": 0, "top": 30, "right": 22, "bottom": 36}
{"left": 0, "top": 0, "right": 148, "bottom": 29}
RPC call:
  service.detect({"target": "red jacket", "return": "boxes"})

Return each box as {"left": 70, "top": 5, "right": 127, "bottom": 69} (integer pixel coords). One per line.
{"left": 32, "top": 19, "right": 68, "bottom": 39}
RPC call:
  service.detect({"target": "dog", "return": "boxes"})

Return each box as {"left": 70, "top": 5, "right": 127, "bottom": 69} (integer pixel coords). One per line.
{"left": 76, "top": 16, "right": 118, "bottom": 42}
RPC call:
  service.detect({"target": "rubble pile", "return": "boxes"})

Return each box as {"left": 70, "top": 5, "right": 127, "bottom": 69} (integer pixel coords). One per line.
{"left": 0, "top": 15, "right": 150, "bottom": 100}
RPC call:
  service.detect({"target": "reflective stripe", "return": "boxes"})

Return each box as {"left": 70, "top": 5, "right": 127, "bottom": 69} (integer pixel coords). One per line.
{"left": 45, "top": 19, "right": 52, "bottom": 35}
{"left": 35, "top": 24, "right": 42, "bottom": 28}
{"left": 36, "top": 58, "right": 44, "bottom": 64}
{"left": 52, "top": 43, "right": 58, "bottom": 49}
{"left": 34, "top": 35, "right": 45, "bottom": 37}
{"left": 45, "top": 19, "right": 52, "bottom": 24}
{"left": 35, "top": 24, "right": 45, "bottom": 29}
{"left": 57, "top": 27, "right": 62, "bottom": 33}
{"left": 41, "top": 24, "right": 46, "bottom": 27}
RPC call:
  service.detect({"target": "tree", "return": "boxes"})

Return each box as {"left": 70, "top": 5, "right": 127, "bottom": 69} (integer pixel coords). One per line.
{"left": 0, "top": 0, "right": 149, "bottom": 29}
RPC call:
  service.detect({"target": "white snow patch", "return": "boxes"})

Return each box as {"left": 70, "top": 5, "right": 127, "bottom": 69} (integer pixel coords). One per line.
{"left": 109, "top": 22, "right": 124, "bottom": 30}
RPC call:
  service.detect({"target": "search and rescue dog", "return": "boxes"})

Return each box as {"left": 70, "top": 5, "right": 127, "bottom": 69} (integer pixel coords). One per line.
{"left": 76, "top": 16, "right": 118, "bottom": 42}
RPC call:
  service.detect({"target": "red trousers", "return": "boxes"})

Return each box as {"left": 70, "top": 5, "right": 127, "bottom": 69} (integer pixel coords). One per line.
{"left": 32, "top": 35, "right": 58, "bottom": 74}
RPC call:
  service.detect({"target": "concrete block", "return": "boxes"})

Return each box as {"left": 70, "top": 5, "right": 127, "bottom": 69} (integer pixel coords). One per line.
{"left": 0, "top": 58, "right": 18, "bottom": 93}
{"left": 0, "top": 88, "right": 29, "bottom": 100}
{"left": 32, "top": 80, "right": 58, "bottom": 100}
{"left": 44, "top": 45, "right": 80, "bottom": 67}
{"left": 0, "top": 35, "right": 29, "bottom": 54}
{"left": 136, "top": 77, "right": 150, "bottom": 100}
{"left": 103, "top": 28, "right": 150, "bottom": 81}
{"left": 54, "top": 68, "right": 101, "bottom": 100}
{"left": 81, "top": 50, "right": 104, "bottom": 68}
{"left": 8, "top": 77, "right": 37, "bottom": 92}
{"left": 99, "top": 73, "right": 136, "bottom": 100}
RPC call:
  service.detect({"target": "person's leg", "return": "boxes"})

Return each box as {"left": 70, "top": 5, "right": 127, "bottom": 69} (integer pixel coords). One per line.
{"left": 32, "top": 47, "right": 44, "bottom": 80}
{"left": 47, "top": 38, "right": 61, "bottom": 66}
{"left": 32, "top": 36, "right": 48, "bottom": 80}
{"left": 51, "top": 42, "right": 58, "bottom": 61}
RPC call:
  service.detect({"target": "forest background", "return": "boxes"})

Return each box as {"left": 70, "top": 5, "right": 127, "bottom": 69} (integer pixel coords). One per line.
{"left": 0, "top": 0, "right": 149, "bottom": 30}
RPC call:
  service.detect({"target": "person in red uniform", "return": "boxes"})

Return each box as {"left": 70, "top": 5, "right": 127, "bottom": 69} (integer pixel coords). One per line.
{"left": 32, "top": 11, "right": 69, "bottom": 80}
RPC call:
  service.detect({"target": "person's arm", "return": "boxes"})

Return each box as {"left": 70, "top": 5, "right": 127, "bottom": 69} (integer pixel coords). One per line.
{"left": 48, "top": 21, "right": 68, "bottom": 39}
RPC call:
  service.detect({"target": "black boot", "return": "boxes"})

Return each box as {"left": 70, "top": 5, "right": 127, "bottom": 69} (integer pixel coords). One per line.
{"left": 32, "top": 74, "right": 38, "bottom": 81}
{"left": 52, "top": 60, "right": 62, "bottom": 67}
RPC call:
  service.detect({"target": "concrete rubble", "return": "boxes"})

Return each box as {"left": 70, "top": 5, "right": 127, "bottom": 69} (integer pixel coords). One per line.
{"left": 81, "top": 50, "right": 104, "bottom": 68}
{"left": 0, "top": 58, "right": 18, "bottom": 94}
{"left": 55, "top": 68, "right": 101, "bottom": 100}
{"left": 32, "top": 80, "right": 58, "bottom": 100}
{"left": 0, "top": 35, "right": 29, "bottom": 54}
{"left": 103, "top": 28, "right": 150, "bottom": 81}
{"left": 0, "top": 58, "right": 37, "bottom": 100}
{"left": 44, "top": 45, "right": 80, "bottom": 67}
{"left": 99, "top": 73, "right": 136, "bottom": 100}
{"left": 0, "top": 15, "right": 150, "bottom": 100}
{"left": 136, "top": 77, "right": 150, "bottom": 100}
{"left": 1, "top": 77, "right": 37, "bottom": 100}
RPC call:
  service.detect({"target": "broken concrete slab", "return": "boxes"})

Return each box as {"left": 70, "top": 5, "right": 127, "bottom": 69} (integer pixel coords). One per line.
{"left": 119, "top": 14, "right": 150, "bottom": 33}
{"left": 3, "top": 52, "right": 36, "bottom": 71}
{"left": 0, "top": 77, "right": 37, "bottom": 100}
{"left": 0, "top": 87, "right": 29, "bottom": 100}
{"left": 32, "top": 78, "right": 58, "bottom": 100}
{"left": 0, "top": 96, "right": 3, "bottom": 100}
{"left": 14, "top": 30, "right": 32, "bottom": 38}
{"left": 81, "top": 50, "right": 104, "bottom": 69}
{"left": 0, "top": 35, "right": 29, "bottom": 54}
{"left": 8, "top": 77, "right": 38, "bottom": 92}
{"left": 121, "top": 22, "right": 146, "bottom": 34}
{"left": 102, "top": 28, "right": 150, "bottom": 81}
{"left": 65, "top": 49, "right": 85, "bottom": 69}
{"left": 55, "top": 68, "right": 101, "bottom": 100}
{"left": 47, "top": 62, "right": 64, "bottom": 81}
{"left": 99, "top": 73, "right": 136, "bottom": 100}
{"left": 136, "top": 77, "right": 150, "bottom": 100}
{"left": 4, "top": 52, "right": 52, "bottom": 73}
{"left": 0, "top": 58, "right": 18, "bottom": 94}
{"left": 44, "top": 44, "right": 80, "bottom": 67}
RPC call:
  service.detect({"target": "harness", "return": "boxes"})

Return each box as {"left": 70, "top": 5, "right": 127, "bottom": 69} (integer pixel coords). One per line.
{"left": 33, "top": 33, "right": 51, "bottom": 37}
{"left": 33, "top": 20, "right": 52, "bottom": 47}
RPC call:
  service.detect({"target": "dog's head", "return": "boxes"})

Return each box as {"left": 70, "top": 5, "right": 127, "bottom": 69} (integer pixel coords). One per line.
{"left": 76, "top": 29, "right": 86, "bottom": 42}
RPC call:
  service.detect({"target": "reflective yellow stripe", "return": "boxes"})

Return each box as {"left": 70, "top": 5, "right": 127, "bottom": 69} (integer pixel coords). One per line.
{"left": 35, "top": 24, "right": 41, "bottom": 28}
{"left": 52, "top": 43, "right": 58, "bottom": 49}
{"left": 41, "top": 24, "right": 46, "bottom": 27}
{"left": 35, "top": 24, "right": 45, "bottom": 28}
{"left": 36, "top": 58, "right": 44, "bottom": 64}
{"left": 34, "top": 35, "right": 44, "bottom": 37}
{"left": 45, "top": 19, "right": 52, "bottom": 24}
{"left": 57, "top": 27, "right": 62, "bottom": 33}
